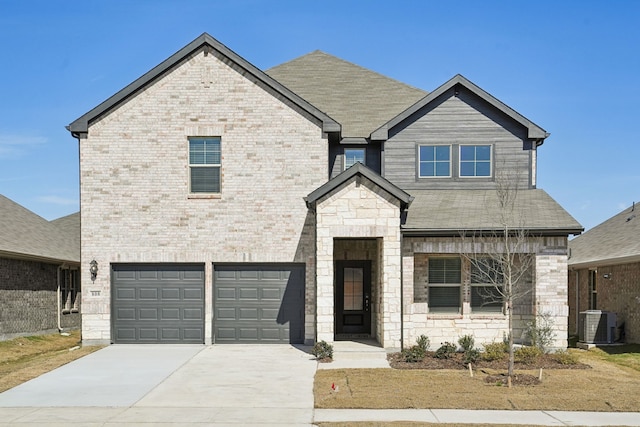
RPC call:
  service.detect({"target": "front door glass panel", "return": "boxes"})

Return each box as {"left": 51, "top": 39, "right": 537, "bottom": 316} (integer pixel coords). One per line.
{"left": 343, "top": 267, "right": 364, "bottom": 311}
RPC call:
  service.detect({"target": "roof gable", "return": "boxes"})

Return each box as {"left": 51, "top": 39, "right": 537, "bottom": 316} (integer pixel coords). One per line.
{"left": 569, "top": 202, "right": 640, "bottom": 268}
{"left": 267, "top": 51, "right": 426, "bottom": 138}
{"left": 305, "top": 163, "right": 413, "bottom": 209}
{"left": 68, "top": 33, "right": 340, "bottom": 137}
{"left": 371, "top": 74, "right": 548, "bottom": 142}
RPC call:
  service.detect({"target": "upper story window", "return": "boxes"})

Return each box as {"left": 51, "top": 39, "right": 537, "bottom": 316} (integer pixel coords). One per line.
{"left": 428, "top": 257, "right": 461, "bottom": 313}
{"left": 460, "top": 145, "right": 491, "bottom": 177}
{"left": 419, "top": 145, "right": 451, "bottom": 178}
{"left": 344, "top": 148, "right": 366, "bottom": 170}
{"left": 189, "top": 137, "right": 221, "bottom": 193}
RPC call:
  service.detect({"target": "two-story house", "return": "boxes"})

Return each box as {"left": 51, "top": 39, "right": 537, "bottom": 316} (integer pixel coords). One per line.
{"left": 67, "top": 33, "right": 582, "bottom": 349}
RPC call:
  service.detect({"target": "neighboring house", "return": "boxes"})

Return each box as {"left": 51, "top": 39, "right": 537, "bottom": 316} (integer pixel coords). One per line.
{"left": 568, "top": 202, "right": 640, "bottom": 344}
{"left": 67, "top": 33, "right": 582, "bottom": 348}
{"left": 0, "top": 195, "right": 80, "bottom": 340}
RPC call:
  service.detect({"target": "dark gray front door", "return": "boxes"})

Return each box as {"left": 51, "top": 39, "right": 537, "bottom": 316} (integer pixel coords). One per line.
{"left": 335, "top": 260, "right": 371, "bottom": 335}
{"left": 213, "top": 264, "right": 305, "bottom": 344}
{"left": 111, "top": 264, "right": 205, "bottom": 344}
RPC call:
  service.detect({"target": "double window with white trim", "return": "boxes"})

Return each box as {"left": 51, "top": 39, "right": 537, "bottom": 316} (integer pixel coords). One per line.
{"left": 418, "top": 144, "right": 492, "bottom": 178}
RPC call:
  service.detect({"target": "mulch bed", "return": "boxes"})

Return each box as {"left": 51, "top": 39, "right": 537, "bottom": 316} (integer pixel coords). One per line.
{"left": 387, "top": 351, "right": 590, "bottom": 386}
{"left": 388, "top": 351, "right": 590, "bottom": 370}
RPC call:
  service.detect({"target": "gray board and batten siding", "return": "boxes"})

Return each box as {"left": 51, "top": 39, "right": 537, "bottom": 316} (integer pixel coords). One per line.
{"left": 213, "top": 264, "right": 305, "bottom": 344}
{"left": 383, "top": 85, "right": 535, "bottom": 191}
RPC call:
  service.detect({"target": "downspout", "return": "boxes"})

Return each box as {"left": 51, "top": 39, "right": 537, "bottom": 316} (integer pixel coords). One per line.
{"left": 400, "top": 231, "right": 404, "bottom": 351}
{"left": 575, "top": 269, "right": 579, "bottom": 335}
{"left": 56, "top": 265, "right": 63, "bottom": 333}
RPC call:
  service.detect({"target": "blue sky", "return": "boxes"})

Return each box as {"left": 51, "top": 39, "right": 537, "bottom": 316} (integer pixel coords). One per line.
{"left": 0, "top": 0, "right": 638, "bottom": 232}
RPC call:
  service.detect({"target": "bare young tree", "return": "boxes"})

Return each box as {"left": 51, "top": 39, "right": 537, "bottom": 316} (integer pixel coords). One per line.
{"left": 460, "top": 172, "right": 536, "bottom": 387}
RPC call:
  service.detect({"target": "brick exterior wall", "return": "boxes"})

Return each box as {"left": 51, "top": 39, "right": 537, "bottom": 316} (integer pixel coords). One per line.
{"left": 402, "top": 236, "right": 569, "bottom": 350}
{"left": 79, "top": 50, "right": 327, "bottom": 344}
{"left": 0, "top": 257, "right": 80, "bottom": 340}
{"left": 569, "top": 262, "right": 640, "bottom": 344}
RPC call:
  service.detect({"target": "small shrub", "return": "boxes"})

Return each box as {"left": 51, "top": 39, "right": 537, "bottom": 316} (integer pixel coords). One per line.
{"left": 463, "top": 348, "right": 481, "bottom": 364}
{"left": 311, "top": 340, "right": 333, "bottom": 360}
{"left": 525, "top": 312, "right": 556, "bottom": 353}
{"left": 416, "top": 335, "right": 431, "bottom": 352}
{"left": 434, "top": 341, "right": 457, "bottom": 359}
{"left": 402, "top": 345, "right": 426, "bottom": 363}
{"left": 458, "top": 334, "right": 475, "bottom": 352}
{"left": 483, "top": 341, "right": 508, "bottom": 361}
{"left": 458, "top": 335, "right": 480, "bottom": 364}
{"left": 552, "top": 349, "right": 579, "bottom": 365}
{"left": 514, "top": 345, "right": 543, "bottom": 364}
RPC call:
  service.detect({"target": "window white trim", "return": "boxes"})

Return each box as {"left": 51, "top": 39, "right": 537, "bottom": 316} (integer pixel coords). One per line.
{"left": 418, "top": 145, "right": 452, "bottom": 178}
{"left": 189, "top": 137, "right": 221, "bottom": 194}
{"left": 458, "top": 144, "right": 492, "bottom": 178}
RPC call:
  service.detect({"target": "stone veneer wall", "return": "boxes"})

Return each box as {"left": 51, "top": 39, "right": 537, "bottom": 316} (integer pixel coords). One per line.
{"left": 402, "top": 236, "right": 569, "bottom": 350}
{"left": 0, "top": 257, "right": 80, "bottom": 340}
{"left": 79, "top": 49, "right": 327, "bottom": 344}
{"left": 315, "top": 177, "right": 402, "bottom": 348}
{"left": 569, "top": 262, "right": 640, "bottom": 344}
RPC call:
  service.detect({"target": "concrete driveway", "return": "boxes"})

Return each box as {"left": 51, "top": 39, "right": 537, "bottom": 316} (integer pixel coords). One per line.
{"left": 0, "top": 344, "right": 318, "bottom": 426}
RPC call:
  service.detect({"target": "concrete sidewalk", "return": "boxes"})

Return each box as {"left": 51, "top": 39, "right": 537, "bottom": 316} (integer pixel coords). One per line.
{"left": 315, "top": 408, "right": 640, "bottom": 426}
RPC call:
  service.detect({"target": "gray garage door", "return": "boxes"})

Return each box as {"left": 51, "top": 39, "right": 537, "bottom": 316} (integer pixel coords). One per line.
{"left": 112, "top": 264, "right": 205, "bottom": 344}
{"left": 214, "top": 264, "right": 305, "bottom": 344}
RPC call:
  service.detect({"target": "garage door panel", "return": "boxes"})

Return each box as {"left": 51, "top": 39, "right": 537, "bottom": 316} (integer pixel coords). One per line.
{"left": 216, "top": 287, "right": 236, "bottom": 299}
{"left": 238, "top": 270, "right": 259, "bottom": 280}
{"left": 116, "top": 328, "right": 136, "bottom": 341}
{"left": 159, "top": 270, "right": 180, "bottom": 280}
{"left": 116, "top": 308, "right": 136, "bottom": 320}
{"left": 261, "top": 288, "right": 282, "bottom": 300}
{"left": 214, "top": 264, "right": 304, "bottom": 344}
{"left": 238, "top": 288, "right": 258, "bottom": 299}
{"left": 139, "top": 308, "right": 159, "bottom": 320}
{"left": 238, "top": 308, "right": 258, "bottom": 320}
{"left": 115, "top": 288, "right": 136, "bottom": 300}
{"left": 184, "top": 288, "right": 203, "bottom": 300}
{"left": 112, "top": 264, "right": 205, "bottom": 344}
{"left": 139, "top": 288, "right": 159, "bottom": 300}
{"left": 161, "top": 288, "right": 180, "bottom": 300}
{"left": 261, "top": 307, "right": 279, "bottom": 321}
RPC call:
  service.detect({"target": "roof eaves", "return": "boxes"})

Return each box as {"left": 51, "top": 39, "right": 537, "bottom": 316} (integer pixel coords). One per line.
{"left": 68, "top": 33, "right": 340, "bottom": 137}
{"left": 0, "top": 249, "right": 80, "bottom": 265}
{"left": 401, "top": 226, "right": 583, "bottom": 238}
{"left": 371, "top": 74, "right": 548, "bottom": 141}
{"left": 569, "top": 254, "right": 640, "bottom": 270}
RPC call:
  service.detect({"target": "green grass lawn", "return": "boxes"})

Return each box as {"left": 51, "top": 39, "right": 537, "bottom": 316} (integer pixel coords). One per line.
{"left": 588, "top": 344, "right": 640, "bottom": 372}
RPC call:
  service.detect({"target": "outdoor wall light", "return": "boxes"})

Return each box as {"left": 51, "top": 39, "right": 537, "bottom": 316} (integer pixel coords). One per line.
{"left": 89, "top": 260, "right": 98, "bottom": 281}
{"left": 603, "top": 273, "right": 612, "bottom": 280}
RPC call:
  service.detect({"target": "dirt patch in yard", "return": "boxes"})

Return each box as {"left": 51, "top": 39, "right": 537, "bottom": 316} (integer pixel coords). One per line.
{"left": 0, "top": 331, "right": 103, "bottom": 393}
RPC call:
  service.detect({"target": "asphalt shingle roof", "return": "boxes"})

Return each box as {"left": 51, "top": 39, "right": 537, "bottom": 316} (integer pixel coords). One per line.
{"left": 0, "top": 195, "right": 79, "bottom": 263}
{"left": 404, "top": 189, "right": 583, "bottom": 235}
{"left": 266, "top": 51, "right": 427, "bottom": 138}
{"left": 568, "top": 202, "right": 640, "bottom": 267}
